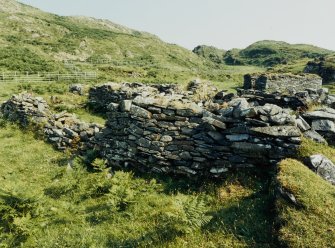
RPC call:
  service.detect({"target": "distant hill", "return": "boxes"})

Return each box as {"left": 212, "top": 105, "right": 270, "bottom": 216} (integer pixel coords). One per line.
{"left": 194, "top": 40, "right": 334, "bottom": 67}
{"left": 192, "top": 45, "right": 226, "bottom": 64}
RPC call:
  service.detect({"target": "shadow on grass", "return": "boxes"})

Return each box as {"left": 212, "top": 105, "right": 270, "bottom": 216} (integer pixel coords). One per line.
{"left": 105, "top": 226, "right": 181, "bottom": 248}
{"left": 130, "top": 166, "right": 276, "bottom": 195}
{"left": 99, "top": 168, "right": 280, "bottom": 248}
{"left": 205, "top": 192, "right": 279, "bottom": 248}
{"left": 101, "top": 190, "right": 279, "bottom": 248}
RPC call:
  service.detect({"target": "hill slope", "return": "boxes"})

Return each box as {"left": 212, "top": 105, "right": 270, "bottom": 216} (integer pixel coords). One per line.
{"left": 0, "top": 0, "right": 200, "bottom": 69}
{"left": 0, "top": 0, "right": 265, "bottom": 86}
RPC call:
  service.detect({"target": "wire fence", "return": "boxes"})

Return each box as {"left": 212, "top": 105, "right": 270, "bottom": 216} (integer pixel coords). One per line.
{"left": 0, "top": 71, "right": 97, "bottom": 83}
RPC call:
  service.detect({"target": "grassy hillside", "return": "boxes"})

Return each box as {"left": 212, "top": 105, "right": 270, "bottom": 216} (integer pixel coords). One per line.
{"left": 0, "top": 0, "right": 263, "bottom": 87}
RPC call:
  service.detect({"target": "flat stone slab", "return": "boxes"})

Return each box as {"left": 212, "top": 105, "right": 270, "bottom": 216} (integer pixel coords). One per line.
{"left": 303, "top": 111, "right": 335, "bottom": 121}
{"left": 312, "top": 119, "right": 335, "bottom": 133}
{"left": 250, "top": 126, "right": 301, "bottom": 137}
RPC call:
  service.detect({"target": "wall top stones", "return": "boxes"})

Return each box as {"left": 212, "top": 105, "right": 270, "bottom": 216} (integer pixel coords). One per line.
{"left": 88, "top": 79, "right": 218, "bottom": 112}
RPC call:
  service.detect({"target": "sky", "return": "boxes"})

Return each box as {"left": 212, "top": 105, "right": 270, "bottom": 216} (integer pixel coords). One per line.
{"left": 18, "top": 0, "right": 335, "bottom": 51}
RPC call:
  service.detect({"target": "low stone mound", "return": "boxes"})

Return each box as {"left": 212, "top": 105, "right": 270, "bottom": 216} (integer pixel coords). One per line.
{"left": 1, "top": 93, "right": 51, "bottom": 126}
{"left": 1, "top": 93, "right": 101, "bottom": 151}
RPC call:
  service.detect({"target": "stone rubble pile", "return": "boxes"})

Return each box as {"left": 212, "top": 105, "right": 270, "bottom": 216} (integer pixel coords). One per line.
{"left": 88, "top": 82, "right": 182, "bottom": 112}
{"left": 0, "top": 94, "right": 51, "bottom": 126}
{"left": 1, "top": 93, "right": 101, "bottom": 151}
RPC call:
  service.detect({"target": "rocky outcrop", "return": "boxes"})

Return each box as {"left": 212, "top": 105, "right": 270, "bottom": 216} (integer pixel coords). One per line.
{"left": 1, "top": 93, "right": 101, "bottom": 151}
{"left": 244, "top": 73, "right": 322, "bottom": 93}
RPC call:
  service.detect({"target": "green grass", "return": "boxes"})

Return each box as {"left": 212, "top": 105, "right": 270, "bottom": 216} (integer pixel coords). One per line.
{"left": 324, "top": 83, "right": 335, "bottom": 94}
{"left": 0, "top": 122, "right": 278, "bottom": 247}
{"left": 276, "top": 159, "right": 335, "bottom": 248}
{"left": 298, "top": 138, "right": 335, "bottom": 163}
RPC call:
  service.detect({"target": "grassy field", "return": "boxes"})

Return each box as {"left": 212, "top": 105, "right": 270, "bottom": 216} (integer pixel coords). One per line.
{"left": 0, "top": 123, "right": 278, "bottom": 247}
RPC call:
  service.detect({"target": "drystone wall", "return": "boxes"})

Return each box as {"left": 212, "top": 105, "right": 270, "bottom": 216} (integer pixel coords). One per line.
{"left": 89, "top": 82, "right": 302, "bottom": 177}
{"left": 0, "top": 93, "right": 101, "bottom": 151}
{"left": 244, "top": 73, "right": 322, "bottom": 93}
{"left": 2, "top": 77, "right": 334, "bottom": 178}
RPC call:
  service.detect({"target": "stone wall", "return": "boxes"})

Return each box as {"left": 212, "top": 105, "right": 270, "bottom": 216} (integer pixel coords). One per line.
{"left": 88, "top": 80, "right": 218, "bottom": 112}
{"left": 90, "top": 82, "right": 302, "bottom": 177}
{"left": 302, "top": 108, "right": 335, "bottom": 146}
{"left": 244, "top": 73, "right": 322, "bottom": 93}
{"left": 3, "top": 79, "right": 335, "bottom": 178}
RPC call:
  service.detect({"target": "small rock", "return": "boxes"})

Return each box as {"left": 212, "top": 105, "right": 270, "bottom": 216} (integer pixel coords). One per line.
{"left": 120, "top": 100, "right": 132, "bottom": 112}
{"left": 160, "top": 135, "right": 173, "bottom": 142}
{"left": 307, "top": 154, "right": 335, "bottom": 185}
{"left": 303, "top": 130, "right": 328, "bottom": 144}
